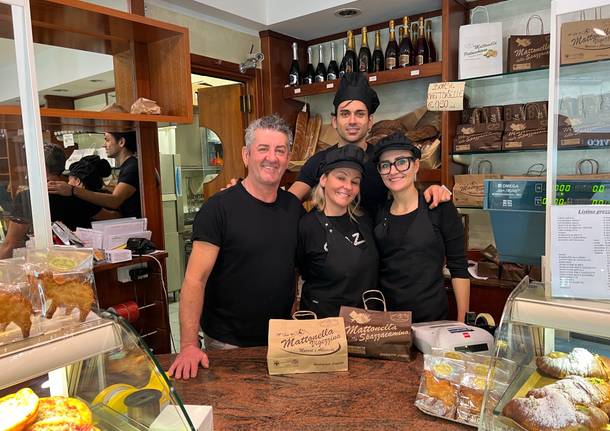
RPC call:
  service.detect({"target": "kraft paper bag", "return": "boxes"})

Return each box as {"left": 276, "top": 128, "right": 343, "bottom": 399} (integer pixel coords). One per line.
{"left": 459, "top": 7, "right": 503, "bottom": 79}
{"left": 561, "top": 10, "right": 610, "bottom": 65}
{"left": 453, "top": 160, "right": 502, "bottom": 208}
{"left": 267, "top": 312, "right": 348, "bottom": 375}
{"left": 339, "top": 290, "right": 413, "bottom": 362}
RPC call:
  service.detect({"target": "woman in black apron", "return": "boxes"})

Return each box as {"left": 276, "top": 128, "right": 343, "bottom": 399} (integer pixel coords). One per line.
{"left": 372, "top": 133, "right": 470, "bottom": 323}
{"left": 297, "top": 145, "right": 379, "bottom": 318}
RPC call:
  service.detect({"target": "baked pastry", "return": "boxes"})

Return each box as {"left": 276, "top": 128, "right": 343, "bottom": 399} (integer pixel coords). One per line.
{"left": 34, "top": 272, "right": 94, "bottom": 322}
{"left": 25, "top": 396, "right": 92, "bottom": 431}
{"left": 503, "top": 390, "right": 609, "bottom": 431}
{"left": 537, "top": 348, "right": 610, "bottom": 380}
{"left": 527, "top": 376, "right": 610, "bottom": 415}
{"left": 417, "top": 370, "right": 459, "bottom": 418}
{"left": 0, "top": 291, "right": 33, "bottom": 338}
{"left": 0, "top": 387, "right": 39, "bottom": 431}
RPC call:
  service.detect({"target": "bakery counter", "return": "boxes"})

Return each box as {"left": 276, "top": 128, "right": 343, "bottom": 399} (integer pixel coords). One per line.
{"left": 157, "top": 348, "right": 470, "bottom": 431}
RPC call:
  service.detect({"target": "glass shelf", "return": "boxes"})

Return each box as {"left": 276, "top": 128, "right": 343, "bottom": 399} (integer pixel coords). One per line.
{"left": 460, "top": 67, "right": 549, "bottom": 89}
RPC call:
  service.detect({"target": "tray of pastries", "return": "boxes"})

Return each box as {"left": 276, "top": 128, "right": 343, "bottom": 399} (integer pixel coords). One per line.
{"left": 500, "top": 348, "right": 610, "bottom": 431}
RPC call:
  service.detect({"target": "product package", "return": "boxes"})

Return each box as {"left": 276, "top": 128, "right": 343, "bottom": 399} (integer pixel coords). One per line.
{"left": 25, "top": 247, "right": 97, "bottom": 324}
{"left": 507, "top": 15, "right": 550, "bottom": 72}
{"left": 267, "top": 313, "right": 348, "bottom": 375}
{"left": 339, "top": 290, "right": 412, "bottom": 361}
{"left": 0, "top": 257, "right": 37, "bottom": 343}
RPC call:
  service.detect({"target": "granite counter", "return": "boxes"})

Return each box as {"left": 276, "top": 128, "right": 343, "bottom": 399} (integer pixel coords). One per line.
{"left": 157, "top": 347, "right": 470, "bottom": 431}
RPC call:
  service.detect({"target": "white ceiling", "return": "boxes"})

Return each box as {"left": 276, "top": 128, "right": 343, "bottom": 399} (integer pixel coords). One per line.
{"left": 150, "top": 0, "right": 442, "bottom": 40}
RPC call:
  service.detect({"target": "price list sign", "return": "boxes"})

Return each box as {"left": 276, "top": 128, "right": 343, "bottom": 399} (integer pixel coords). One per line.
{"left": 551, "top": 205, "right": 610, "bottom": 299}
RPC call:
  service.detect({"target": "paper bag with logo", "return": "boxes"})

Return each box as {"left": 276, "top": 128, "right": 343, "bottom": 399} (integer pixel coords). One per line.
{"left": 267, "top": 311, "right": 348, "bottom": 375}
{"left": 459, "top": 7, "right": 503, "bottom": 79}
{"left": 507, "top": 15, "right": 550, "bottom": 72}
{"left": 453, "top": 160, "right": 502, "bottom": 208}
{"left": 339, "top": 290, "right": 413, "bottom": 362}
{"left": 561, "top": 9, "right": 610, "bottom": 65}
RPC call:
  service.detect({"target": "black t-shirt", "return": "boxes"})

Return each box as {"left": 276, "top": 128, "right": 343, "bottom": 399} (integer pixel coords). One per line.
{"left": 10, "top": 189, "right": 101, "bottom": 231}
{"left": 118, "top": 156, "right": 141, "bottom": 218}
{"left": 192, "top": 183, "right": 304, "bottom": 347}
{"left": 297, "top": 144, "right": 388, "bottom": 216}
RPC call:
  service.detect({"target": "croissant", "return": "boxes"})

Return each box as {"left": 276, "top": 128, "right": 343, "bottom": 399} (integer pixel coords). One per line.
{"left": 502, "top": 390, "right": 609, "bottom": 431}
{"left": 527, "top": 376, "right": 610, "bottom": 415}
{"left": 537, "top": 348, "right": 610, "bottom": 380}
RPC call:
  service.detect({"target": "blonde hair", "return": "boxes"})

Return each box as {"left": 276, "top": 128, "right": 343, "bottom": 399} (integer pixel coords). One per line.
{"left": 311, "top": 173, "right": 363, "bottom": 222}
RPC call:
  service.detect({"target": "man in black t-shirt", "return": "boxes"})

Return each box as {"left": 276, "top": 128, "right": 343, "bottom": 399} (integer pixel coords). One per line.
{"left": 289, "top": 73, "right": 450, "bottom": 215}
{"left": 168, "top": 115, "right": 303, "bottom": 380}
{"left": 48, "top": 131, "right": 141, "bottom": 218}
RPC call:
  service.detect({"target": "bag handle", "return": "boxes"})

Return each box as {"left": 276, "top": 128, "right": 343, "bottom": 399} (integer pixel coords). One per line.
{"left": 526, "top": 15, "right": 544, "bottom": 35}
{"left": 469, "top": 159, "right": 493, "bottom": 174}
{"left": 470, "top": 6, "right": 490, "bottom": 24}
{"left": 576, "top": 159, "right": 599, "bottom": 175}
{"left": 525, "top": 163, "right": 546, "bottom": 176}
{"left": 362, "top": 289, "right": 387, "bottom": 312}
{"left": 292, "top": 310, "right": 317, "bottom": 320}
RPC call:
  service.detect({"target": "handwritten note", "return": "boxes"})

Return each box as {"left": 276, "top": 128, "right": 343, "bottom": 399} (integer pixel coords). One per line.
{"left": 426, "top": 82, "right": 465, "bottom": 111}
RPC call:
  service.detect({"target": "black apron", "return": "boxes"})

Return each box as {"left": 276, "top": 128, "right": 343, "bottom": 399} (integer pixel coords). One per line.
{"left": 300, "top": 212, "right": 379, "bottom": 318}
{"left": 375, "top": 193, "right": 447, "bottom": 323}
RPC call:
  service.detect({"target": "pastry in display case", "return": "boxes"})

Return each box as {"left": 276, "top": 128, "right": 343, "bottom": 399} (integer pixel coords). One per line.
{"left": 0, "top": 249, "right": 209, "bottom": 430}
{"left": 479, "top": 277, "right": 610, "bottom": 430}
{"left": 0, "top": 311, "right": 202, "bottom": 430}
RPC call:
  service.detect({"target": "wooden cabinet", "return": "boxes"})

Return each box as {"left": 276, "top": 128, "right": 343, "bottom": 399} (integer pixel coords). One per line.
{"left": 93, "top": 252, "right": 172, "bottom": 354}
{"left": 0, "top": 0, "right": 192, "bottom": 124}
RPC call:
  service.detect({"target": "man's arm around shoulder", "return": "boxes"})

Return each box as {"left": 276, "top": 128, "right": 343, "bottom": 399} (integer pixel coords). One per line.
{"left": 168, "top": 241, "right": 219, "bottom": 380}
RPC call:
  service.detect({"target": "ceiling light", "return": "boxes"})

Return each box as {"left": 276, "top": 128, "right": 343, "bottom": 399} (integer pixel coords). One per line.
{"left": 89, "top": 79, "right": 104, "bottom": 83}
{"left": 334, "top": 8, "right": 361, "bottom": 18}
{"left": 593, "top": 27, "right": 607, "bottom": 36}
{"left": 52, "top": 89, "right": 69, "bottom": 92}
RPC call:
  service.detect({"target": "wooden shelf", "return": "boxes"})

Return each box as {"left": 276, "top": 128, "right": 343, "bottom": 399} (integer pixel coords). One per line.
{"left": 0, "top": 105, "right": 190, "bottom": 128}
{"left": 283, "top": 62, "right": 443, "bottom": 99}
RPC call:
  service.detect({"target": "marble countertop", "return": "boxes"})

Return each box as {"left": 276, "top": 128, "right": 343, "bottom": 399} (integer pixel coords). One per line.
{"left": 156, "top": 348, "right": 470, "bottom": 431}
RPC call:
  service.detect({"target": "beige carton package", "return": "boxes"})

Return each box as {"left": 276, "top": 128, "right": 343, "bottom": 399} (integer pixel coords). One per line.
{"left": 267, "top": 315, "right": 348, "bottom": 375}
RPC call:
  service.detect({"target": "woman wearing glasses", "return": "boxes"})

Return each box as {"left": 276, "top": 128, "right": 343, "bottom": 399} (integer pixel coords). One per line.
{"left": 297, "top": 145, "right": 379, "bottom": 318}
{"left": 372, "top": 133, "right": 470, "bottom": 323}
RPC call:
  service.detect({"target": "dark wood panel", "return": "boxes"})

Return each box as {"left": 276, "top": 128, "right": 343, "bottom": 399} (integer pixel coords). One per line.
{"left": 441, "top": 0, "right": 467, "bottom": 188}
{"left": 260, "top": 31, "right": 305, "bottom": 127}
{"left": 446, "top": 280, "right": 513, "bottom": 325}
{"left": 283, "top": 62, "right": 442, "bottom": 99}
{"left": 306, "top": 9, "right": 443, "bottom": 46}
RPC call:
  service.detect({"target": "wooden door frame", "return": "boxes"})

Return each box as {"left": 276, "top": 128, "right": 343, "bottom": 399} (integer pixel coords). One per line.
{"left": 190, "top": 53, "right": 263, "bottom": 125}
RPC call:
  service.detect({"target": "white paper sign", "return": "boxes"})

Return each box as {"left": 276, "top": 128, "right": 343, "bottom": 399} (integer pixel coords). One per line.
{"left": 62, "top": 133, "right": 75, "bottom": 148}
{"left": 551, "top": 205, "right": 610, "bottom": 299}
{"left": 426, "top": 82, "right": 465, "bottom": 111}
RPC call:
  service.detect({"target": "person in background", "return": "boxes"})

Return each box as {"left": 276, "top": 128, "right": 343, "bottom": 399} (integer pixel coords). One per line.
{"left": 372, "top": 133, "right": 470, "bottom": 323}
{"left": 48, "top": 131, "right": 141, "bottom": 218}
{"left": 288, "top": 72, "right": 451, "bottom": 215}
{"left": 0, "top": 144, "right": 114, "bottom": 259}
{"left": 297, "top": 145, "right": 378, "bottom": 318}
{"left": 168, "top": 115, "right": 304, "bottom": 380}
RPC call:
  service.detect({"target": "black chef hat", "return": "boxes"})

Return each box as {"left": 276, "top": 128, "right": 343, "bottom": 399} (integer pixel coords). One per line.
{"left": 319, "top": 145, "right": 366, "bottom": 178}
{"left": 333, "top": 73, "right": 380, "bottom": 115}
{"left": 372, "top": 132, "right": 421, "bottom": 163}
{"left": 69, "top": 155, "right": 112, "bottom": 191}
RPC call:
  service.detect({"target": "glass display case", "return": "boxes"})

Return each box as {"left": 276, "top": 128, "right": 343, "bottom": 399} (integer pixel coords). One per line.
{"left": 479, "top": 277, "right": 610, "bottom": 429}
{"left": 480, "top": 1, "right": 610, "bottom": 429}
{"left": 0, "top": 313, "right": 196, "bottom": 430}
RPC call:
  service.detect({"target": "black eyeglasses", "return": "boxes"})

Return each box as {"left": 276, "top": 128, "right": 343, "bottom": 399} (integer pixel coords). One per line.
{"left": 377, "top": 156, "right": 415, "bottom": 175}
